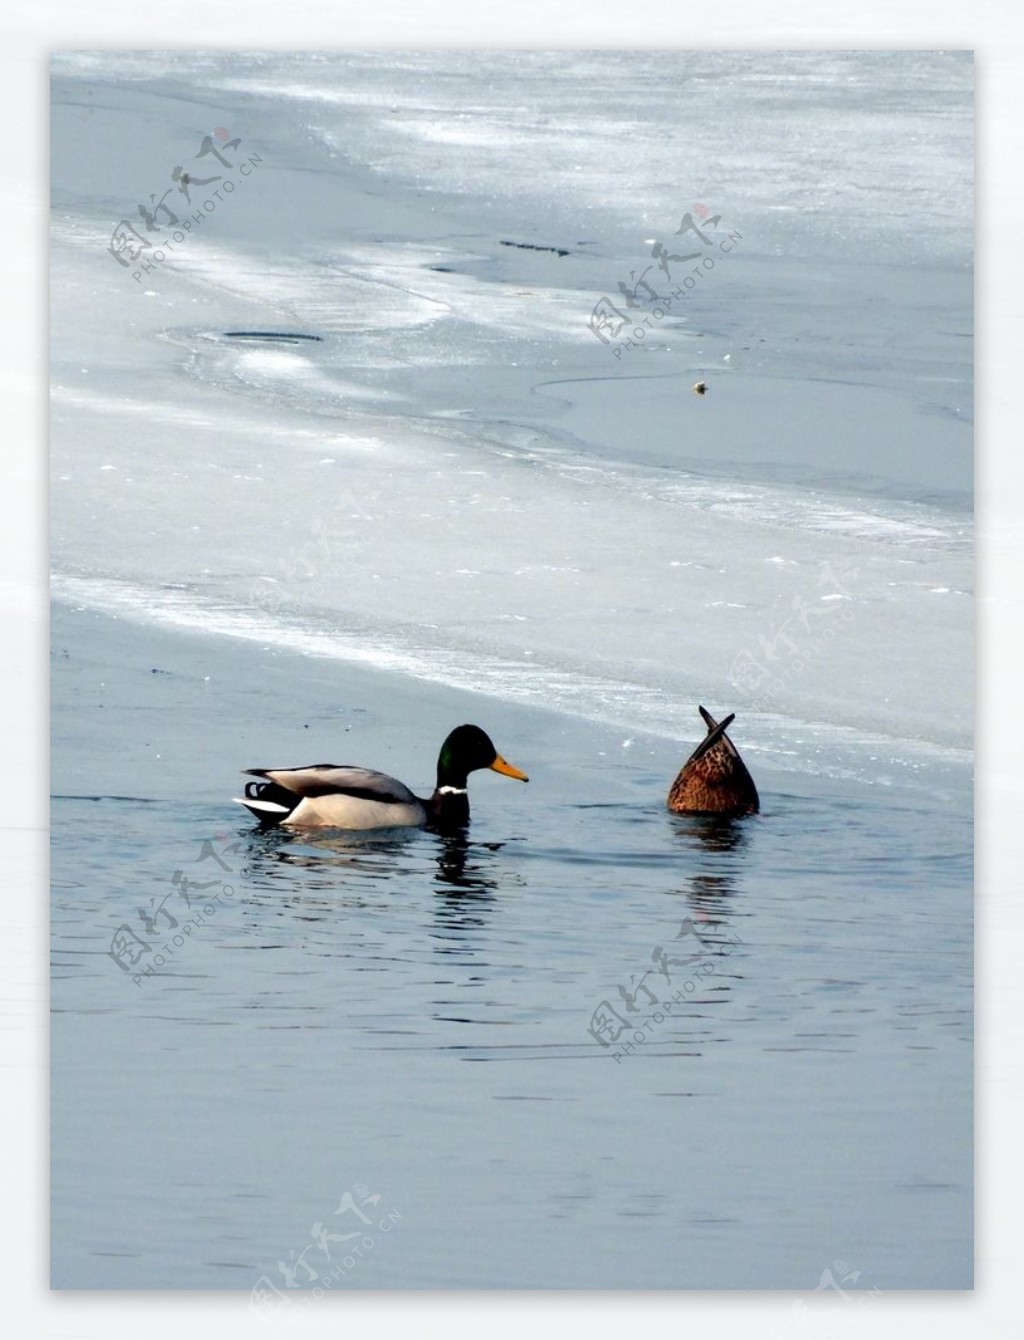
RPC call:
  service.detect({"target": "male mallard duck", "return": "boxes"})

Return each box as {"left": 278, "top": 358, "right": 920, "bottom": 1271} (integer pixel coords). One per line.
{"left": 667, "top": 705, "right": 759, "bottom": 817}
{"left": 234, "top": 723, "right": 528, "bottom": 830}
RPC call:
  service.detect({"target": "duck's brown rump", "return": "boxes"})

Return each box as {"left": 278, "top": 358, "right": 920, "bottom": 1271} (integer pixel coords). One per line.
{"left": 667, "top": 705, "right": 759, "bottom": 817}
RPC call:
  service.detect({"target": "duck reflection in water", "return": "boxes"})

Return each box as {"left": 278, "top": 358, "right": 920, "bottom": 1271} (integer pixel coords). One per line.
{"left": 232, "top": 822, "right": 517, "bottom": 909}
{"left": 669, "top": 811, "right": 750, "bottom": 853}
{"left": 238, "top": 825, "right": 422, "bottom": 893}
{"left": 430, "top": 830, "right": 529, "bottom": 939}
{"left": 433, "top": 829, "right": 507, "bottom": 892}
{"left": 668, "top": 812, "right": 752, "bottom": 923}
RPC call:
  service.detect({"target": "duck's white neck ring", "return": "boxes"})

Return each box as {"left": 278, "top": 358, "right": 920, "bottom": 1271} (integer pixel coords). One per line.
{"left": 437, "top": 785, "right": 467, "bottom": 796}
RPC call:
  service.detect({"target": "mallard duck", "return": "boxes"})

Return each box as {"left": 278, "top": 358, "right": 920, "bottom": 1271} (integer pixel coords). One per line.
{"left": 234, "top": 723, "right": 528, "bottom": 830}
{"left": 667, "top": 705, "right": 759, "bottom": 817}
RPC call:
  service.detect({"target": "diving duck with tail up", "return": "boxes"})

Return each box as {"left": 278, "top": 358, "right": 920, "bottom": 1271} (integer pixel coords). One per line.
{"left": 667, "top": 705, "right": 759, "bottom": 817}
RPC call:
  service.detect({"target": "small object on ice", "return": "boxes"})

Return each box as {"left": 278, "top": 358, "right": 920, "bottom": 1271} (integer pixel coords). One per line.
{"left": 234, "top": 725, "right": 528, "bottom": 832}
{"left": 499, "top": 240, "right": 570, "bottom": 257}
{"left": 667, "top": 705, "right": 759, "bottom": 817}
{"left": 223, "top": 331, "right": 323, "bottom": 344}
{"left": 692, "top": 381, "right": 708, "bottom": 396}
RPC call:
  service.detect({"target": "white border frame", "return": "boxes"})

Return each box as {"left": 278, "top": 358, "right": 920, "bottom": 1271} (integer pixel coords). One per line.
{"left": 17, "top": 5, "right": 1016, "bottom": 1336}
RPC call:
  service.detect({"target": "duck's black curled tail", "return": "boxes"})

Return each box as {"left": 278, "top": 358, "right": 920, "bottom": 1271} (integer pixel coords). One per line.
{"left": 232, "top": 779, "right": 300, "bottom": 826}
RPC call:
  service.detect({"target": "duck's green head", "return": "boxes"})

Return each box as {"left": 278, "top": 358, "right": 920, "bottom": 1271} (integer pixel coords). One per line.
{"left": 436, "top": 724, "right": 529, "bottom": 789}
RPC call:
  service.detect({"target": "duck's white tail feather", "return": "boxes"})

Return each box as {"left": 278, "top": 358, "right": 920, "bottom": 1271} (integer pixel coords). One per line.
{"left": 232, "top": 797, "right": 291, "bottom": 814}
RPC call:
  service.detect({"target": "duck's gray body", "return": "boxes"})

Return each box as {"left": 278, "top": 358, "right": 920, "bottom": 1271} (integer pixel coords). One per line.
{"left": 235, "top": 764, "right": 430, "bottom": 829}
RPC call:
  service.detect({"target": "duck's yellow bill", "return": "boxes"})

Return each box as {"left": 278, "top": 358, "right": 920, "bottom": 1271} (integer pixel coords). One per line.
{"left": 491, "top": 754, "right": 529, "bottom": 782}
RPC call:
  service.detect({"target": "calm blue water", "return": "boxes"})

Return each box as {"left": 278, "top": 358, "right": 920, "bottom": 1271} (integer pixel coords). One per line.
{"left": 50, "top": 605, "right": 971, "bottom": 1290}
